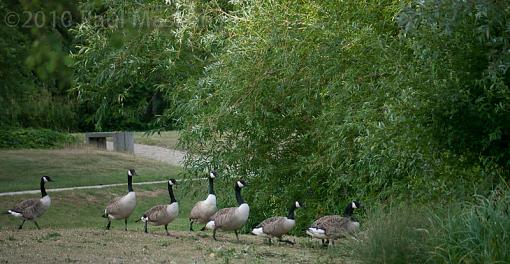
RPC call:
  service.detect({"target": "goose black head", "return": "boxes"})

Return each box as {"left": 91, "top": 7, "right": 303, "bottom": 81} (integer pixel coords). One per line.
{"left": 168, "top": 179, "right": 177, "bottom": 186}
{"left": 351, "top": 201, "right": 362, "bottom": 209}
{"left": 41, "top": 176, "right": 53, "bottom": 182}
{"left": 128, "top": 169, "right": 137, "bottom": 177}
{"left": 235, "top": 180, "right": 248, "bottom": 190}
{"left": 343, "top": 200, "right": 362, "bottom": 217}
{"left": 209, "top": 171, "right": 217, "bottom": 179}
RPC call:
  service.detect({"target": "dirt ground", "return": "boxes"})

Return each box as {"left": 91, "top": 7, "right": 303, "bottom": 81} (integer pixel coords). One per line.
{"left": 0, "top": 228, "right": 350, "bottom": 263}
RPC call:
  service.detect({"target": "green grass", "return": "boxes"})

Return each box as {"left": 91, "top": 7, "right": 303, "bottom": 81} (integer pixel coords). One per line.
{"left": 0, "top": 147, "right": 346, "bottom": 263}
{"left": 340, "top": 188, "right": 510, "bottom": 264}
{"left": 430, "top": 191, "right": 510, "bottom": 263}
{"left": 0, "top": 183, "right": 204, "bottom": 231}
{"left": 0, "top": 148, "right": 181, "bottom": 192}
{"left": 134, "top": 131, "right": 181, "bottom": 150}
{"left": 345, "top": 206, "right": 432, "bottom": 264}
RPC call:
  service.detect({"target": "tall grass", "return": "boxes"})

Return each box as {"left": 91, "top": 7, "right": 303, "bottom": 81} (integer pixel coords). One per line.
{"left": 346, "top": 185, "right": 510, "bottom": 263}
{"left": 348, "top": 206, "right": 433, "bottom": 264}
{"left": 430, "top": 187, "right": 510, "bottom": 263}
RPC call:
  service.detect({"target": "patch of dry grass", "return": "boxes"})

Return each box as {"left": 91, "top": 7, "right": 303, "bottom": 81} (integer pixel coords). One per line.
{"left": 0, "top": 228, "right": 347, "bottom": 263}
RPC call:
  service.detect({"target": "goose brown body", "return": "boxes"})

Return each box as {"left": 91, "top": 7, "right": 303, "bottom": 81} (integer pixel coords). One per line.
{"left": 6, "top": 176, "right": 53, "bottom": 229}
{"left": 103, "top": 169, "right": 137, "bottom": 230}
{"left": 203, "top": 180, "right": 249, "bottom": 241}
{"left": 189, "top": 172, "right": 217, "bottom": 231}
{"left": 139, "top": 179, "right": 179, "bottom": 235}
{"left": 306, "top": 201, "right": 362, "bottom": 244}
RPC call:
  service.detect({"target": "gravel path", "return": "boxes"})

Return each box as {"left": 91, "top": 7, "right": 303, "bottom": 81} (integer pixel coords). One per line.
{"left": 106, "top": 142, "right": 185, "bottom": 166}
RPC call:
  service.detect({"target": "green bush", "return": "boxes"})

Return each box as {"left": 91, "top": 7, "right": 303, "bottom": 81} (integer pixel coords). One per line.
{"left": 0, "top": 128, "right": 78, "bottom": 149}
{"left": 173, "top": 0, "right": 509, "bottom": 232}
{"left": 348, "top": 206, "right": 433, "bottom": 264}
{"left": 346, "top": 185, "right": 510, "bottom": 264}
{"left": 430, "top": 187, "right": 510, "bottom": 263}
{"left": 0, "top": 1, "right": 78, "bottom": 131}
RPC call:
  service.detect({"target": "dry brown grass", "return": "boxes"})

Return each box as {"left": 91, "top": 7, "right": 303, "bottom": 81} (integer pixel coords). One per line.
{"left": 0, "top": 228, "right": 349, "bottom": 263}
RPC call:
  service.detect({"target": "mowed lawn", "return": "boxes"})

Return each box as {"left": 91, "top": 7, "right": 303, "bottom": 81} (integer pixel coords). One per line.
{"left": 0, "top": 184, "right": 201, "bottom": 231}
{"left": 0, "top": 148, "right": 346, "bottom": 263}
{"left": 133, "top": 131, "right": 181, "bottom": 150}
{"left": 0, "top": 148, "right": 181, "bottom": 192}
{"left": 0, "top": 147, "right": 190, "bottom": 230}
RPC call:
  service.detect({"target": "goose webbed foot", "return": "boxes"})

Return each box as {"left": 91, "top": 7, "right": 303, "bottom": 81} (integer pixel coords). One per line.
{"left": 106, "top": 220, "right": 111, "bottom": 230}
{"left": 278, "top": 238, "right": 295, "bottom": 245}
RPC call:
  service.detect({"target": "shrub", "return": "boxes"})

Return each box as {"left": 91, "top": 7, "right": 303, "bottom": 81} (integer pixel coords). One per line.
{"left": 175, "top": 0, "right": 509, "bottom": 231}
{"left": 0, "top": 128, "right": 78, "bottom": 149}
{"left": 430, "top": 187, "right": 510, "bottom": 263}
{"left": 348, "top": 206, "right": 433, "bottom": 264}
{"left": 346, "top": 185, "right": 510, "bottom": 264}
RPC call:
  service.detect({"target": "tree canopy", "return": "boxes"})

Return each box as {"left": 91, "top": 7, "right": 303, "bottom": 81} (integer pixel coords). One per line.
{"left": 1, "top": 1, "right": 509, "bottom": 227}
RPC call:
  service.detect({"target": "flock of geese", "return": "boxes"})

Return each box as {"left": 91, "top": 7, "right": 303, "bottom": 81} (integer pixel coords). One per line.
{"left": 4, "top": 170, "right": 362, "bottom": 246}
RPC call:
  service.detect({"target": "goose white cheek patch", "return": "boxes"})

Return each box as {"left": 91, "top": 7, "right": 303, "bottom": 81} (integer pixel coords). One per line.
{"left": 210, "top": 172, "right": 216, "bottom": 178}
{"left": 237, "top": 181, "right": 244, "bottom": 188}
{"left": 43, "top": 177, "right": 48, "bottom": 183}
{"left": 295, "top": 201, "right": 301, "bottom": 208}
{"left": 128, "top": 170, "right": 132, "bottom": 176}
{"left": 352, "top": 202, "right": 357, "bottom": 209}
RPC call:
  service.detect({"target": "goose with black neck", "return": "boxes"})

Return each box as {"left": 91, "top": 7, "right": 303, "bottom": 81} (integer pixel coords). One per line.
{"left": 137, "top": 179, "right": 179, "bottom": 235}
{"left": 5, "top": 176, "right": 53, "bottom": 229}
{"left": 189, "top": 171, "right": 218, "bottom": 231}
{"left": 251, "top": 200, "right": 303, "bottom": 245}
{"left": 102, "top": 169, "right": 138, "bottom": 231}
{"left": 203, "top": 180, "right": 249, "bottom": 241}
{"left": 306, "top": 201, "right": 362, "bottom": 245}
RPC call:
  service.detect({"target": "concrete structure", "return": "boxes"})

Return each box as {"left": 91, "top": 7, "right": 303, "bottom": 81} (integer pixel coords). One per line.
{"left": 85, "top": 131, "right": 134, "bottom": 153}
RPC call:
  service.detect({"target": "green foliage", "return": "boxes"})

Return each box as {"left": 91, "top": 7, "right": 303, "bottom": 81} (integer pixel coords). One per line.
{"left": 430, "top": 187, "right": 510, "bottom": 263}
{"left": 71, "top": 0, "right": 229, "bottom": 131}
{"left": 347, "top": 185, "right": 510, "bottom": 264}
{"left": 398, "top": 0, "right": 510, "bottom": 168}
{"left": 0, "top": 128, "right": 78, "bottom": 149}
{"left": 0, "top": 0, "right": 78, "bottom": 130}
{"left": 174, "top": 0, "right": 510, "bottom": 233}
{"left": 349, "top": 206, "right": 432, "bottom": 264}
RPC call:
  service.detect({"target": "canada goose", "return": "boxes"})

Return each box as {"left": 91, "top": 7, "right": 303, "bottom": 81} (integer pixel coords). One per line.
{"left": 137, "top": 179, "right": 179, "bottom": 235}
{"left": 189, "top": 171, "right": 217, "bottom": 231}
{"left": 306, "top": 201, "right": 362, "bottom": 245}
{"left": 251, "top": 200, "right": 302, "bottom": 245}
{"left": 102, "top": 169, "right": 137, "bottom": 231}
{"left": 203, "top": 180, "right": 249, "bottom": 241}
{"left": 4, "top": 176, "right": 53, "bottom": 229}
